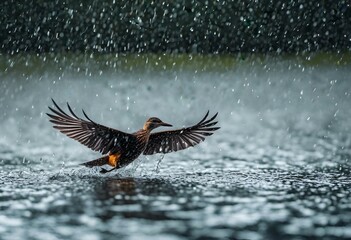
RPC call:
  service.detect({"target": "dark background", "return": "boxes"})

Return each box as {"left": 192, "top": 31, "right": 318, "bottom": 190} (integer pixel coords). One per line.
{"left": 1, "top": 0, "right": 350, "bottom": 54}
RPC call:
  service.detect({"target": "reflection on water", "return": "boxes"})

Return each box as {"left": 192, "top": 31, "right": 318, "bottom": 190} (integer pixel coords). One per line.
{"left": 0, "top": 54, "right": 351, "bottom": 239}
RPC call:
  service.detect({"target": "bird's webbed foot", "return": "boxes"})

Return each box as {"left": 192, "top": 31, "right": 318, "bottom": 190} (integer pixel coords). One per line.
{"left": 100, "top": 167, "right": 116, "bottom": 174}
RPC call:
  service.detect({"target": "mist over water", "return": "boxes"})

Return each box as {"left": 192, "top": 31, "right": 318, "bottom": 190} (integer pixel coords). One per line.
{"left": 1, "top": 54, "right": 351, "bottom": 239}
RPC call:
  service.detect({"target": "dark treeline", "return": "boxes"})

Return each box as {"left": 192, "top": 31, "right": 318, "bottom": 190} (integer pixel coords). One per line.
{"left": 1, "top": 0, "right": 350, "bottom": 54}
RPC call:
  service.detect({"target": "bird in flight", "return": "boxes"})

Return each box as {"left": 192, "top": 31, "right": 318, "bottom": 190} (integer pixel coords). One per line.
{"left": 47, "top": 99, "right": 220, "bottom": 173}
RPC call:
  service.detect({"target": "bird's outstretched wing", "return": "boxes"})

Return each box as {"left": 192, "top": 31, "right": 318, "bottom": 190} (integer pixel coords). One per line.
{"left": 47, "top": 99, "right": 135, "bottom": 154}
{"left": 143, "top": 111, "right": 220, "bottom": 155}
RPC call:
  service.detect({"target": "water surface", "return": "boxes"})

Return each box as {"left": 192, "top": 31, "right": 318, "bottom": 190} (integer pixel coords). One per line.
{"left": 0, "top": 54, "right": 351, "bottom": 239}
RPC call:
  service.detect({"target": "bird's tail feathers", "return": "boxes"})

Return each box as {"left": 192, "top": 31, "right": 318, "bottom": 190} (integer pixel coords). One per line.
{"left": 81, "top": 156, "right": 109, "bottom": 168}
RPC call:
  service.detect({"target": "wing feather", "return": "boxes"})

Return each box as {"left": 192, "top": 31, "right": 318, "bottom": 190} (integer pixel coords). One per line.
{"left": 47, "top": 99, "right": 135, "bottom": 154}
{"left": 143, "top": 112, "right": 220, "bottom": 155}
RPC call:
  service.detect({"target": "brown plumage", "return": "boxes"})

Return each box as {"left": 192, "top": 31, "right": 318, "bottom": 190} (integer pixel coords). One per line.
{"left": 47, "top": 99, "right": 220, "bottom": 173}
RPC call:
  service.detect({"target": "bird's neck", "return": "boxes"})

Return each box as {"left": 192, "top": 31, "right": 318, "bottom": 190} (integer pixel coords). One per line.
{"left": 135, "top": 129, "right": 151, "bottom": 141}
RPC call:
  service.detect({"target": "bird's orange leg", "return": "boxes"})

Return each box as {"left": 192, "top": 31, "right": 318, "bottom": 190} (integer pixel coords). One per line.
{"left": 100, "top": 153, "right": 121, "bottom": 174}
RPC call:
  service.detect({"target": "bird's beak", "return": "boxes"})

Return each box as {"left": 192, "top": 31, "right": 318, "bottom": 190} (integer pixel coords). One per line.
{"left": 160, "top": 122, "right": 173, "bottom": 127}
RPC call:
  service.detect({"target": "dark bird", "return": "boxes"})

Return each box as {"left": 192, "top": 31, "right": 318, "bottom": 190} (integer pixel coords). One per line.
{"left": 47, "top": 99, "right": 220, "bottom": 173}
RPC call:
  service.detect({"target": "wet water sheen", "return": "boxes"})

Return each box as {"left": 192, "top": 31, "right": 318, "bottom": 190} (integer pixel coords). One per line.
{"left": 0, "top": 54, "right": 351, "bottom": 239}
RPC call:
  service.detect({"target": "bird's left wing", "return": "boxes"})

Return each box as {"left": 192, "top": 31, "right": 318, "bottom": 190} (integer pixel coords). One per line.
{"left": 143, "top": 111, "right": 220, "bottom": 155}
{"left": 47, "top": 99, "right": 135, "bottom": 154}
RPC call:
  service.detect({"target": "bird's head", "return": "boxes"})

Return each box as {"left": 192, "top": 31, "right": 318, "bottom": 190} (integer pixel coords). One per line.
{"left": 143, "top": 117, "right": 172, "bottom": 131}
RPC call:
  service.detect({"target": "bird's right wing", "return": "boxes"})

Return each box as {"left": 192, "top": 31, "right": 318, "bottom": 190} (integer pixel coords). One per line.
{"left": 143, "top": 111, "right": 219, "bottom": 155}
{"left": 47, "top": 99, "right": 135, "bottom": 154}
